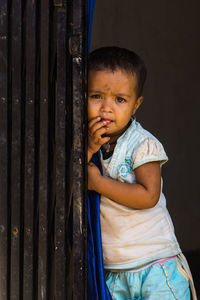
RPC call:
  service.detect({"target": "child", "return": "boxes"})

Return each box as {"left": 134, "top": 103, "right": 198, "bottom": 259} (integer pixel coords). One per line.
{"left": 87, "top": 47, "right": 196, "bottom": 299}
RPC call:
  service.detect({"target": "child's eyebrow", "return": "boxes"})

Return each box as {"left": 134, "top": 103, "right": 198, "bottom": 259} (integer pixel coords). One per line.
{"left": 88, "top": 90, "right": 102, "bottom": 93}
{"left": 115, "top": 93, "right": 131, "bottom": 98}
{"left": 88, "top": 90, "right": 131, "bottom": 98}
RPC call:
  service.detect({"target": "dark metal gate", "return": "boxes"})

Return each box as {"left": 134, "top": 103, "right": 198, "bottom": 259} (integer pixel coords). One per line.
{"left": 0, "top": 0, "right": 88, "bottom": 299}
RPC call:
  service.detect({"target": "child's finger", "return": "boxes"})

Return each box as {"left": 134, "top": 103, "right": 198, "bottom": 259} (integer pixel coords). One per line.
{"left": 89, "top": 119, "right": 110, "bottom": 136}
{"left": 99, "top": 136, "right": 110, "bottom": 146}
{"left": 88, "top": 116, "right": 101, "bottom": 128}
{"left": 88, "top": 116, "right": 111, "bottom": 130}
{"left": 90, "top": 126, "right": 109, "bottom": 142}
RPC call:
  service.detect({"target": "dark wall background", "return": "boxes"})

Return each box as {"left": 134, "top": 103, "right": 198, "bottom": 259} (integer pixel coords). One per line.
{"left": 90, "top": 0, "right": 200, "bottom": 253}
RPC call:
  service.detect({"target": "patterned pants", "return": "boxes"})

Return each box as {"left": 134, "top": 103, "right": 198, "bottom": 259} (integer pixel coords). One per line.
{"left": 105, "top": 257, "right": 191, "bottom": 300}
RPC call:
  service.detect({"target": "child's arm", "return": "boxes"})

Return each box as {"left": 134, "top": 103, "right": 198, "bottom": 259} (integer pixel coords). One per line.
{"left": 88, "top": 117, "right": 110, "bottom": 162}
{"left": 88, "top": 161, "right": 161, "bottom": 209}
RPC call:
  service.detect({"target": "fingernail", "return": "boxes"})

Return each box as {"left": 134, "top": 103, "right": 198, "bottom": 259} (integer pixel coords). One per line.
{"left": 97, "top": 117, "right": 101, "bottom": 120}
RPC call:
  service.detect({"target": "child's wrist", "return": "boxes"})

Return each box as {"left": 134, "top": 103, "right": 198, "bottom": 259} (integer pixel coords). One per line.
{"left": 88, "top": 148, "right": 94, "bottom": 162}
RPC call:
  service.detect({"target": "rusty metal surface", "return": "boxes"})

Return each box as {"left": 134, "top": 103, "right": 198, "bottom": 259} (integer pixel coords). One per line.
{"left": 23, "top": 0, "right": 37, "bottom": 297}
{"left": 54, "top": 0, "right": 64, "bottom": 7}
{"left": 55, "top": 6, "right": 68, "bottom": 299}
{"left": 70, "top": 0, "right": 88, "bottom": 299}
{"left": 0, "top": 1, "right": 9, "bottom": 299}
{"left": 37, "top": 0, "right": 50, "bottom": 299}
{"left": 0, "top": 0, "right": 88, "bottom": 299}
{"left": 10, "top": 0, "right": 22, "bottom": 298}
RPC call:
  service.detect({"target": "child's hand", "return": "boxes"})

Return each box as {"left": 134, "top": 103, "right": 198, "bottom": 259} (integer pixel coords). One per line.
{"left": 88, "top": 117, "right": 110, "bottom": 161}
{"left": 88, "top": 161, "right": 102, "bottom": 191}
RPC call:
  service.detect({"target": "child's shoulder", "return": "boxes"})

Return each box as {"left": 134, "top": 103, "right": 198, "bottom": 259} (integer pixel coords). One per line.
{"left": 123, "top": 119, "right": 168, "bottom": 169}
{"left": 126, "top": 119, "right": 162, "bottom": 150}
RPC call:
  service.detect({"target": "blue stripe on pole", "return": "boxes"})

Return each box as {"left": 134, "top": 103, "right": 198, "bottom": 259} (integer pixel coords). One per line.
{"left": 87, "top": 153, "right": 111, "bottom": 300}
{"left": 87, "top": 2, "right": 112, "bottom": 298}
{"left": 88, "top": 154, "right": 112, "bottom": 299}
{"left": 88, "top": 0, "right": 95, "bottom": 49}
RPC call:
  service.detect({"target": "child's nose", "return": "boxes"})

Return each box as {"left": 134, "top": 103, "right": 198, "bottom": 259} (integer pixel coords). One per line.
{"left": 100, "top": 98, "right": 112, "bottom": 112}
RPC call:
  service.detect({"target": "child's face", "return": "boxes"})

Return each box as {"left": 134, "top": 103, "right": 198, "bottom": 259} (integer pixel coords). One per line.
{"left": 88, "top": 69, "right": 143, "bottom": 140}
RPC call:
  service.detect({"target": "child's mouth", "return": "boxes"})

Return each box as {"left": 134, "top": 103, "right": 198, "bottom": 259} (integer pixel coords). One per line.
{"left": 101, "top": 118, "right": 112, "bottom": 124}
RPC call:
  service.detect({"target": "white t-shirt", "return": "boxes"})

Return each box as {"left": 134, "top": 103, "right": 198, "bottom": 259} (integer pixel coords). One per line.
{"left": 100, "top": 118, "right": 181, "bottom": 269}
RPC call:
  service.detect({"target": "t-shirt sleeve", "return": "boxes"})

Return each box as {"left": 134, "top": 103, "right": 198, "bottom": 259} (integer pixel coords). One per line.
{"left": 132, "top": 137, "right": 168, "bottom": 170}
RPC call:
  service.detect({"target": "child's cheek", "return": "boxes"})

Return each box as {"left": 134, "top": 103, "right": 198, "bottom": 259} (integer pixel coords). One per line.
{"left": 88, "top": 107, "right": 100, "bottom": 121}
{"left": 87, "top": 106, "right": 94, "bottom": 120}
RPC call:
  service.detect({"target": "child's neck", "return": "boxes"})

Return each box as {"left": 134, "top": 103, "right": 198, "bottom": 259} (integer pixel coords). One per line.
{"left": 107, "top": 119, "right": 132, "bottom": 144}
{"left": 101, "top": 143, "right": 115, "bottom": 159}
{"left": 101, "top": 119, "right": 132, "bottom": 159}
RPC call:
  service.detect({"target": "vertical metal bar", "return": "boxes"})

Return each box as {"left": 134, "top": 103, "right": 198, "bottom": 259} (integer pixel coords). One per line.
{"left": 0, "top": 1, "right": 9, "bottom": 299}
{"left": 54, "top": 0, "right": 63, "bottom": 7}
{"left": 37, "top": 0, "right": 49, "bottom": 299}
{"left": 10, "top": 0, "right": 22, "bottom": 298}
{"left": 47, "top": 4, "right": 57, "bottom": 300}
{"left": 55, "top": 5, "right": 67, "bottom": 299}
{"left": 65, "top": 3, "right": 73, "bottom": 299}
{"left": 23, "top": 0, "right": 37, "bottom": 298}
{"left": 70, "top": 0, "right": 88, "bottom": 298}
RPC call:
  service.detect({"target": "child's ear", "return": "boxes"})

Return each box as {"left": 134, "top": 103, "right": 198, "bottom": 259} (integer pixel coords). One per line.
{"left": 132, "top": 96, "right": 143, "bottom": 115}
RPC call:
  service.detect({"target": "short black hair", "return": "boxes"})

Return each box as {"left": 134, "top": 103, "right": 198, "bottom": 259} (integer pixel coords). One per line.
{"left": 88, "top": 46, "right": 147, "bottom": 98}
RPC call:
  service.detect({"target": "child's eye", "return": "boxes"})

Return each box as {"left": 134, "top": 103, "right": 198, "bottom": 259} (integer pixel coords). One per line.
{"left": 116, "top": 97, "right": 126, "bottom": 103}
{"left": 90, "top": 94, "right": 102, "bottom": 99}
